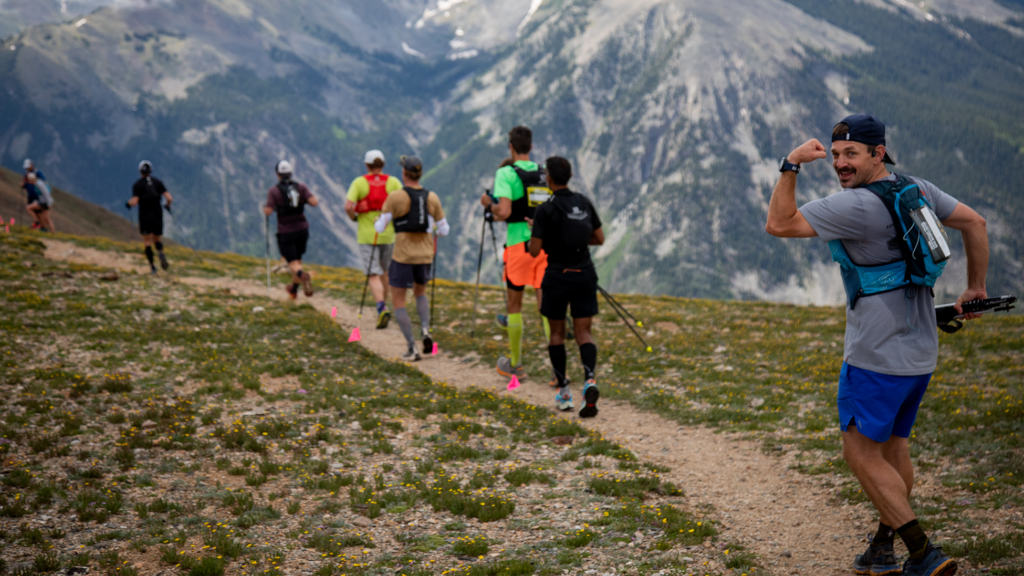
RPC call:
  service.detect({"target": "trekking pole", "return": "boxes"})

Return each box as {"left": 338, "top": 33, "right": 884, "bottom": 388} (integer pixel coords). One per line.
{"left": 125, "top": 204, "right": 137, "bottom": 235}
{"left": 598, "top": 285, "right": 652, "bottom": 352}
{"left": 165, "top": 205, "right": 203, "bottom": 264}
{"left": 430, "top": 233, "right": 438, "bottom": 334}
{"left": 358, "top": 233, "right": 378, "bottom": 319}
{"left": 487, "top": 216, "right": 509, "bottom": 309}
{"left": 599, "top": 286, "right": 644, "bottom": 328}
{"left": 470, "top": 215, "right": 487, "bottom": 337}
{"left": 264, "top": 213, "right": 271, "bottom": 292}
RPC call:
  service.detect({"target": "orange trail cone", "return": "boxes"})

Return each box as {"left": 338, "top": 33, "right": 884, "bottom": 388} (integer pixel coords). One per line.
{"left": 432, "top": 342, "right": 439, "bottom": 356}
{"left": 507, "top": 375, "right": 521, "bottom": 391}
{"left": 348, "top": 327, "right": 361, "bottom": 343}
{"left": 331, "top": 307, "right": 337, "bottom": 318}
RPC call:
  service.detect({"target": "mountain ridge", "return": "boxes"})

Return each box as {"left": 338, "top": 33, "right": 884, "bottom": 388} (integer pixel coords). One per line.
{"left": 2, "top": 0, "right": 1022, "bottom": 303}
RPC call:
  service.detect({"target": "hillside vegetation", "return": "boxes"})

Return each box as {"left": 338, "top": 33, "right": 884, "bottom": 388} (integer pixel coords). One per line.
{"left": 28, "top": 227, "right": 1024, "bottom": 573}
{"left": 0, "top": 167, "right": 136, "bottom": 242}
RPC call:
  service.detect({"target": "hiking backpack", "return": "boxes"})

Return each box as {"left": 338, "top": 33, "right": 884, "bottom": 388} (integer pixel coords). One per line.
{"left": 507, "top": 166, "right": 552, "bottom": 223}
{"left": 829, "top": 174, "right": 951, "bottom": 309}
{"left": 36, "top": 179, "right": 54, "bottom": 206}
{"left": 276, "top": 180, "right": 304, "bottom": 218}
{"left": 356, "top": 174, "right": 390, "bottom": 213}
{"left": 393, "top": 187, "right": 430, "bottom": 233}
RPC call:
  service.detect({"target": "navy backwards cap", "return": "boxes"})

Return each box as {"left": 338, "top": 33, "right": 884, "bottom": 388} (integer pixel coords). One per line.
{"left": 832, "top": 114, "right": 896, "bottom": 165}
{"left": 400, "top": 155, "right": 423, "bottom": 171}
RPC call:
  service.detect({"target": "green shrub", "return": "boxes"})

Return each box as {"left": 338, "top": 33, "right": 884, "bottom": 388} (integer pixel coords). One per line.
{"left": 451, "top": 535, "right": 490, "bottom": 557}
{"left": 32, "top": 551, "right": 61, "bottom": 573}
{"left": 72, "top": 489, "right": 123, "bottom": 523}
{"left": 504, "top": 466, "right": 552, "bottom": 487}
{"left": 586, "top": 473, "right": 660, "bottom": 498}
{"left": 560, "top": 528, "right": 599, "bottom": 548}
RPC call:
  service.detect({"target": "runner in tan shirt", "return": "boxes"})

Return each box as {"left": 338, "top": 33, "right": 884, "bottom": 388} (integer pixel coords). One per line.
{"left": 374, "top": 155, "right": 449, "bottom": 361}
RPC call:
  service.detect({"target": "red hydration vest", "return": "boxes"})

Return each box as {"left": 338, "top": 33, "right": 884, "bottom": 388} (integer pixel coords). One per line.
{"left": 355, "top": 173, "right": 390, "bottom": 213}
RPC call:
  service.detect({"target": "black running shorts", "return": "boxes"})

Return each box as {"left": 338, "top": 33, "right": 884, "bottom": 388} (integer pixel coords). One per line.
{"left": 388, "top": 261, "right": 432, "bottom": 289}
{"left": 540, "top": 266, "right": 599, "bottom": 321}
{"left": 277, "top": 229, "right": 309, "bottom": 263}
{"left": 138, "top": 209, "right": 164, "bottom": 236}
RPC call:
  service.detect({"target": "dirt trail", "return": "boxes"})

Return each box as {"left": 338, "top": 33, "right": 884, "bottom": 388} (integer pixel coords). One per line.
{"left": 44, "top": 239, "right": 872, "bottom": 575}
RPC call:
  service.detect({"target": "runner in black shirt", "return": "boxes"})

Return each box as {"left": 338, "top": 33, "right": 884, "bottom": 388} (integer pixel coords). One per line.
{"left": 529, "top": 156, "right": 604, "bottom": 418}
{"left": 127, "top": 161, "right": 173, "bottom": 274}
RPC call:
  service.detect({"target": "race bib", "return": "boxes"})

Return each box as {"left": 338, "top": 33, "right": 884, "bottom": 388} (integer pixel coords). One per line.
{"left": 527, "top": 187, "right": 552, "bottom": 208}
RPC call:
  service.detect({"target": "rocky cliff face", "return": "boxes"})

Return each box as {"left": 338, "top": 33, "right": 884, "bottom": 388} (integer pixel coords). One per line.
{"left": 2, "top": 0, "right": 1022, "bottom": 302}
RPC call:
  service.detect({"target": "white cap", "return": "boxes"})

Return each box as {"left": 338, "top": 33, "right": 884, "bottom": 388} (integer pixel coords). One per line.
{"left": 23, "top": 158, "right": 33, "bottom": 169}
{"left": 363, "top": 150, "right": 385, "bottom": 165}
{"left": 276, "top": 160, "right": 294, "bottom": 174}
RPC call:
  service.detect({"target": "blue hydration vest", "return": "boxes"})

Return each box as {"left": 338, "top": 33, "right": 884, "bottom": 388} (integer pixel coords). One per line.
{"left": 829, "top": 174, "right": 948, "bottom": 309}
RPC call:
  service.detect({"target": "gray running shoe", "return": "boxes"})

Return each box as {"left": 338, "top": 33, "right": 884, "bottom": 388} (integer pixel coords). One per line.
{"left": 496, "top": 356, "right": 526, "bottom": 379}
{"left": 158, "top": 251, "right": 169, "bottom": 270}
{"left": 401, "top": 349, "right": 422, "bottom": 362}
{"left": 300, "top": 271, "right": 314, "bottom": 297}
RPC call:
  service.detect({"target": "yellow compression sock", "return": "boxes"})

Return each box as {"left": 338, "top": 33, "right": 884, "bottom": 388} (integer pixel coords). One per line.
{"left": 542, "top": 316, "right": 551, "bottom": 341}
{"left": 508, "top": 313, "right": 523, "bottom": 367}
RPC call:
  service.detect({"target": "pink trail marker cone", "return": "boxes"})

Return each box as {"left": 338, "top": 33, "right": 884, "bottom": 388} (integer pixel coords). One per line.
{"left": 331, "top": 307, "right": 337, "bottom": 318}
{"left": 348, "top": 327, "right": 361, "bottom": 342}
{"left": 507, "top": 375, "right": 521, "bottom": 391}
{"left": 431, "top": 342, "right": 439, "bottom": 356}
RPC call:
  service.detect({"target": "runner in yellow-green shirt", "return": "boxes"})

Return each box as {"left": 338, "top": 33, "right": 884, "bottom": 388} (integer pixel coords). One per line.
{"left": 479, "top": 126, "right": 553, "bottom": 382}
{"left": 345, "top": 150, "right": 403, "bottom": 329}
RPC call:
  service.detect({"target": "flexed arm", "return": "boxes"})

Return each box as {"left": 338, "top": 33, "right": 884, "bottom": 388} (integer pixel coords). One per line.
{"left": 765, "top": 139, "right": 826, "bottom": 238}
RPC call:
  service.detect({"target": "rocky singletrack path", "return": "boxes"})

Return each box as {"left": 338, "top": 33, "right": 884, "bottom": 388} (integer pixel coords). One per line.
{"left": 44, "top": 239, "right": 873, "bottom": 575}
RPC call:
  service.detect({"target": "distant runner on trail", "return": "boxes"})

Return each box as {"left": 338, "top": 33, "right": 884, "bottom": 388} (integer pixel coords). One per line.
{"left": 23, "top": 162, "right": 55, "bottom": 233}
{"left": 127, "top": 161, "right": 172, "bottom": 273}
{"left": 479, "top": 126, "right": 553, "bottom": 381}
{"left": 374, "top": 155, "right": 449, "bottom": 362}
{"left": 529, "top": 156, "right": 604, "bottom": 418}
{"left": 345, "top": 150, "right": 402, "bottom": 329}
{"left": 263, "top": 160, "right": 320, "bottom": 300}
{"left": 766, "top": 114, "right": 988, "bottom": 576}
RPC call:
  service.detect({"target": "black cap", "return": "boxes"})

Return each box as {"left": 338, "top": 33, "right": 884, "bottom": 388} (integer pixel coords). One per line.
{"left": 400, "top": 155, "right": 423, "bottom": 171}
{"left": 832, "top": 114, "right": 896, "bottom": 165}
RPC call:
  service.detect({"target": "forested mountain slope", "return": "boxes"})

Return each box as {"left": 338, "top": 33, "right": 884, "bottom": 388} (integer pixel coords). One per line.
{"left": 1, "top": 0, "right": 1021, "bottom": 302}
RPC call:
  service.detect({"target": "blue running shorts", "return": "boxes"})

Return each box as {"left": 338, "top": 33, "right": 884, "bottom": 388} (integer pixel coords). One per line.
{"left": 837, "top": 362, "right": 931, "bottom": 443}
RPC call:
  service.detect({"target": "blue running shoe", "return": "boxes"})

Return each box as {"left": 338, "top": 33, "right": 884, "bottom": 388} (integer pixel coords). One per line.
{"left": 555, "top": 385, "right": 574, "bottom": 411}
{"left": 579, "top": 379, "right": 599, "bottom": 418}
{"left": 496, "top": 314, "right": 508, "bottom": 329}
{"left": 854, "top": 542, "right": 901, "bottom": 576}
{"left": 902, "top": 545, "right": 957, "bottom": 576}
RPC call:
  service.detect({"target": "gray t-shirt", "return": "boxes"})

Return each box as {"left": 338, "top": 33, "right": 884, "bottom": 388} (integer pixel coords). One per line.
{"left": 800, "top": 174, "right": 958, "bottom": 376}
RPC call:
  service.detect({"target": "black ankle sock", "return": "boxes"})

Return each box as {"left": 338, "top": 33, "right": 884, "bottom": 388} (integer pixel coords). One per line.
{"left": 155, "top": 241, "right": 164, "bottom": 252}
{"left": 579, "top": 343, "right": 597, "bottom": 381}
{"left": 289, "top": 283, "right": 299, "bottom": 294}
{"left": 897, "top": 519, "right": 929, "bottom": 560}
{"left": 548, "top": 344, "right": 567, "bottom": 387}
{"left": 144, "top": 246, "right": 154, "bottom": 265}
{"left": 872, "top": 522, "right": 895, "bottom": 547}
{"left": 296, "top": 269, "right": 303, "bottom": 280}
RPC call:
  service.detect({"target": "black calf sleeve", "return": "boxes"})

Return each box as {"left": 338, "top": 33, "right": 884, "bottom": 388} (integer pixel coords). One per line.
{"left": 155, "top": 241, "right": 163, "bottom": 252}
{"left": 548, "top": 345, "right": 568, "bottom": 387}
{"left": 144, "top": 246, "right": 154, "bottom": 265}
{"left": 580, "top": 343, "right": 597, "bottom": 381}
